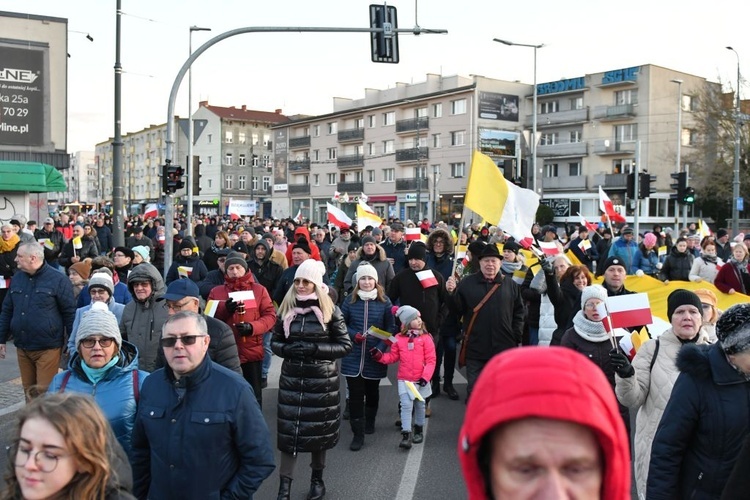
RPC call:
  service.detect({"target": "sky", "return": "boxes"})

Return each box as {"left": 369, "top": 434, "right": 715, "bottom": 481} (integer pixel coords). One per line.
{"left": 3, "top": 0, "right": 748, "bottom": 153}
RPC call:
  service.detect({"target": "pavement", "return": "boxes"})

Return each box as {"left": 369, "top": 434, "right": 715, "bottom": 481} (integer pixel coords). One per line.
{"left": 0, "top": 341, "right": 25, "bottom": 417}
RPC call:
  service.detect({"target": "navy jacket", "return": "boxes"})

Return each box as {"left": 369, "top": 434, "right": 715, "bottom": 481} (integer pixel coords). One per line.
{"left": 131, "top": 356, "right": 274, "bottom": 499}
{"left": 648, "top": 343, "right": 750, "bottom": 499}
{"left": 0, "top": 262, "right": 76, "bottom": 349}
{"left": 340, "top": 296, "right": 394, "bottom": 379}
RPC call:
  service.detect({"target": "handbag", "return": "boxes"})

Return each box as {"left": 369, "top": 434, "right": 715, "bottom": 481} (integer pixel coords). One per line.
{"left": 458, "top": 282, "right": 500, "bottom": 368}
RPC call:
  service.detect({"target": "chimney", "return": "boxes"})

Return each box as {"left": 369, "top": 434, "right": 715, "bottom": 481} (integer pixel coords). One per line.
{"left": 241, "top": 105, "right": 247, "bottom": 111}
{"left": 275, "top": 109, "right": 282, "bottom": 114}
{"left": 199, "top": 100, "right": 208, "bottom": 107}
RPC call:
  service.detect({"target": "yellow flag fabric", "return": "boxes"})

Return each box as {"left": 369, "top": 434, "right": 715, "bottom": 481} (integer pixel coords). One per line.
{"left": 465, "top": 151, "right": 508, "bottom": 225}
{"left": 631, "top": 327, "right": 650, "bottom": 352}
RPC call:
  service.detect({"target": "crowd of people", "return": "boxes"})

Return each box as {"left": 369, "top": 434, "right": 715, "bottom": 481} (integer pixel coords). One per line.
{"left": 0, "top": 208, "right": 750, "bottom": 498}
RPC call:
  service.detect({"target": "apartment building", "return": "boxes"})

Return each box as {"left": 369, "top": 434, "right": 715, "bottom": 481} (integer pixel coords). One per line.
{"left": 58, "top": 150, "right": 95, "bottom": 206}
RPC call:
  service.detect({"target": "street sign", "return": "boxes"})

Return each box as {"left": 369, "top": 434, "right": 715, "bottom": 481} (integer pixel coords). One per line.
{"left": 738, "top": 197, "right": 744, "bottom": 211}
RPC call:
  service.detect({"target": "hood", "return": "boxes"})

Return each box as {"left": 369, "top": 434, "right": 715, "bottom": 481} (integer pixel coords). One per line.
{"left": 426, "top": 228, "right": 455, "bottom": 256}
{"left": 126, "top": 263, "right": 165, "bottom": 301}
{"left": 253, "top": 239, "right": 272, "bottom": 265}
{"left": 294, "top": 226, "right": 311, "bottom": 241}
{"left": 670, "top": 246, "right": 689, "bottom": 258}
{"left": 355, "top": 243, "right": 386, "bottom": 262}
{"left": 458, "top": 346, "right": 630, "bottom": 500}
{"left": 677, "top": 342, "right": 749, "bottom": 385}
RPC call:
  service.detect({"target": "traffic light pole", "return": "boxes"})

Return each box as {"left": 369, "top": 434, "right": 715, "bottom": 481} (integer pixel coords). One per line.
{"left": 683, "top": 165, "right": 689, "bottom": 230}
{"left": 633, "top": 141, "right": 641, "bottom": 237}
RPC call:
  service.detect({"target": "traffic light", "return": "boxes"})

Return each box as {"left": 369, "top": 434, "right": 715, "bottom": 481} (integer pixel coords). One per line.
{"left": 683, "top": 186, "right": 696, "bottom": 204}
{"left": 192, "top": 156, "right": 202, "bottom": 194}
{"left": 670, "top": 172, "right": 687, "bottom": 204}
{"left": 161, "top": 163, "right": 185, "bottom": 194}
{"left": 626, "top": 172, "right": 636, "bottom": 199}
{"left": 639, "top": 173, "right": 657, "bottom": 199}
{"left": 370, "top": 4, "right": 399, "bottom": 63}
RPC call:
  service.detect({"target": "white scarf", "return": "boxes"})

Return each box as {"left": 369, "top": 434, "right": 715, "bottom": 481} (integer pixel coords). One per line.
{"left": 571, "top": 310, "right": 610, "bottom": 343}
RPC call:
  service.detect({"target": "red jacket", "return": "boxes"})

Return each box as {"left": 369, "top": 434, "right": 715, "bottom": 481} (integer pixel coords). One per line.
{"left": 377, "top": 331, "right": 436, "bottom": 383}
{"left": 208, "top": 272, "right": 276, "bottom": 363}
{"left": 285, "top": 227, "right": 322, "bottom": 263}
{"left": 714, "top": 261, "right": 750, "bottom": 294}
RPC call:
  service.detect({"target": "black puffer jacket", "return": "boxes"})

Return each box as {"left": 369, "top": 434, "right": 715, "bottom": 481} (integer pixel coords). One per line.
{"left": 271, "top": 307, "right": 351, "bottom": 454}
{"left": 659, "top": 247, "right": 694, "bottom": 282}
{"left": 547, "top": 274, "right": 583, "bottom": 346}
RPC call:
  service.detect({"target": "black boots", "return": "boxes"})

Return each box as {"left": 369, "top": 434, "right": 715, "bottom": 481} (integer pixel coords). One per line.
{"left": 342, "top": 399, "right": 350, "bottom": 420}
{"left": 413, "top": 425, "right": 424, "bottom": 444}
{"left": 399, "top": 431, "right": 412, "bottom": 449}
{"left": 443, "top": 382, "right": 459, "bottom": 400}
{"left": 350, "top": 418, "right": 365, "bottom": 451}
{"left": 431, "top": 379, "right": 441, "bottom": 398}
{"left": 364, "top": 406, "right": 377, "bottom": 434}
{"left": 277, "top": 476, "right": 292, "bottom": 500}
{"left": 307, "top": 469, "right": 325, "bottom": 500}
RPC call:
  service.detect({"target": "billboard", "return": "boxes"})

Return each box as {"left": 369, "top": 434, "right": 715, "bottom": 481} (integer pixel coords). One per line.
{"left": 479, "top": 129, "right": 519, "bottom": 158}
{"left": 273, "top": 128, "right": 288, "bottom": 192}
{"left": 478, "top": 91, "right": 519, "bottom": 122}
{"left": 0, "top": 44, "right": 46, "bottom": 147}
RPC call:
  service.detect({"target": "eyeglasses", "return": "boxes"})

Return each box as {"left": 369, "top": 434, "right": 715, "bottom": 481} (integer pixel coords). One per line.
{"left": 584, "top": 302, "right": 603, "bottom": 310}
{"left": 113, "top": 253, "right": 126, "bottom": 258}
{"left": 79, "top": 337, "right": 115, "bottom": 349}
{"left": 160, "top": 335, "right": 206, "bottom": 348}
{"left": 7, "top": 443, "right": 73, "bottom": 473}
{"left": 166, "top": 300, "right": 195, "bottom": 312}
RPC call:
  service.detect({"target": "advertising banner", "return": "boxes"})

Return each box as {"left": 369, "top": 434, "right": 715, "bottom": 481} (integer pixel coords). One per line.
{"left": 0, "top": 44, "right": 45, "bottom": 147}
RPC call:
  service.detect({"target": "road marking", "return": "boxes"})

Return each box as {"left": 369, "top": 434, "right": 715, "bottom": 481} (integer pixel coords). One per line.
{"left": 0, "top": 402, "right": 24, "bottom": 417}
{"left": 395, "top": 419, "right": 429, "bottom": 500}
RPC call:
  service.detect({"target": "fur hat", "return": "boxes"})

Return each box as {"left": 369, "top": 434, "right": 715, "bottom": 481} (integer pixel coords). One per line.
{"left": 131, "top": 246, "right": 150, "bottom": 262}
{"left": 396, "top": 305, "right": 421, "bottom": 327}
{"left": 667, "top": 289, "right": 703, "bottom": 321}
{"left": 643, "top": 232, "right": 658, "bottom": 247}
{"left": 580, "top": 285, "right": 608, "bottom": 309}
{"left": 224, "top": 252, "right": 248, "bottom": 271}
{"left": 75, "top": 301, "right": 122, "bottom": 349}
{"left": 294, "top": 259, "right": 326, "bottom": 291}
{"left": 717, "top": 303, "right": 750, "bottom": 354}
{"left": 355, "top": 263, "right": 379, "bottom": 284}
{"left": 407, "top": 242, "right": 427, "bottom": 261}
{"left": 88, "top": 272, "right": 114, "bottom": 296}
{"left": 69, "top": 261, "right": 92, "bottom": 280}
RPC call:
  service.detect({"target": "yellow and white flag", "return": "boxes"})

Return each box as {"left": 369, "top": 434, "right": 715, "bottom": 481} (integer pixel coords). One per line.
{"left": 177, "top": 266, "right": 193, "bottom": 279}
{"left": 72, "top": 237, "right": 82, "bottom": 249}
{"left": 356, "top": 200, "right": 382, "bottom": 228}
{"left": 204, "top": 300, "right": 220, "bottom": 318}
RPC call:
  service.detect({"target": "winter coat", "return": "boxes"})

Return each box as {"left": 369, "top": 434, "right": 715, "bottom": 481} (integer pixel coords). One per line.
{"left": 96, "top": 224, "right": 114, "bottom": 254}
{"left": 118, "top": 264, "right": 169, "bottom": 372}
{"left": 202, "top": 244, "right": 230, "bottom": 272}
{"left": 247, "top": 240, "right": 283, "bottom": 295}
{"left": 49, "top": 341, "right": 148, "bottom": 455}
{"left": 382, "top": 237, "right": 408, "bottom": 274}
{"left": 340, "top": 295, "right": 394, "bottom": 379}
{"left": 660, "top": 247, "right": 694, "bottom": 282}
{"left": 648, "top": 343, "right": 750, "bottom": 499}
{"left": 632, "top": 246, "right": 661, "bottom": 277}
{"left": 520, "top": 267, "right": 541, "bottom": 329}
{"left": 131, "top": 356, "right": 274, "bottom": 499}
{"left": 608, "top": 237, "right": 638, "bottom": 273}
{"left": 560, "top": 327, "right": 618, "bottom": 389}
{"left": 615, "top": 329, "right": 711, "bottom": 499}
{"left": 596, "top": 236, "right": 613, "bottom": 273}
{"left": 333, "top": 256, "right": 354, "bottom": 305}
{"left": 722, "top": 434, "right": 750, "bottom": 499}
{"left": 530, "top": 270, "right": 557, "bottom": 346}
{"left": 714, "top": 260, "right": 750, "bottom": 294}
{"left": 77, "top": 282, "right": 132, "bottom": 308}
{"left": 425, "top": 229, "right": 455, "bottom": 280}
{"left": 208, "top": 272, "right": 277, "bottom": 364}
{"left": 58, "top": 235, "right": 99, "bottom": 269}
{"left": 546, "top": 274, "right": 582, "bottom": 345}
{"left": 197, "top": 268, "right": 225, "bottom": 300}
{"left": 387, "top": 266, "right": 448, "bottom": 335}
{"left": 343, "top": 245, "right": 395, "bottom": 295}
{"left": 377, "top": 331, "right": 436, "bottom": 382}
{"left": 448, "top": 272, "right": 524, "bottom": 361}
{"left": 34, "top": 227, "right": 64, "bottom": 263}
{"left": 165, "top": 253, "right": 209, "bottom": 285}
{"left": 568, "top": 236, "right": 599, "bottom": 271}
{"left": 0, "top": 262, "right": 76, "bottom": 349}
{"left": 271, "top": 307, "right": 352, "bottom": 454}
{"left": 689, "top": 256, "right": 722, "bottom": 284}
{"left": 69, "top": 300, "right": 126, "bottom": 353}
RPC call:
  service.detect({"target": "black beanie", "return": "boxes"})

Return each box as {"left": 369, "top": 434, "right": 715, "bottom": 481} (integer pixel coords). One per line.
{"left": 179, "top": 239, "right": 194, "bottom": 251}
{"left": 294, "top": 237, "right": 312, "bottom": 256}
{"left": 667, "top": 289, "right": 703, "bottom": 321}
{"left": 503, "top": 241, "right": 520, "bottom": 255}
{"left": 407, "top": 242, "right": 427, "bottom": 261}
{"left": 348, "top": 242, "right": 360, "bottom": 253}
{"left": 361, "top": 235, "right": 377, "bottom": 246}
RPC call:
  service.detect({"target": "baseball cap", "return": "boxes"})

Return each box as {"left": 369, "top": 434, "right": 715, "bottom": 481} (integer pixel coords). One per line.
{"left": 158, "top": 279, "right": 200, "bottom": 301}
{"left": 44, "top": 217, "right": 55, "bottom": 224}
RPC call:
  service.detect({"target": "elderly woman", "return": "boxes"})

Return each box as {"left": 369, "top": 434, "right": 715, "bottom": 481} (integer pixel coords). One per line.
{"left": 0, "top": 223, "right": 21, "bottom": 307}
{"left": 68, "top": 270, "right": 126, "bottom": 354}
{"left": 610, "top": 290, "right": 710, "bottom": 499}
{"left": 49, "top": 302, "right": 148, "bottom": 455}
{"left": 271, "top": 259, "right": 352, "bottom": 500}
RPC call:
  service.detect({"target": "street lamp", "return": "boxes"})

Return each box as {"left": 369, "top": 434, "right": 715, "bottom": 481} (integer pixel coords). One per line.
{"left": 493, "top": 38, "right": 544, "bottom": 198}
{"left": 187, "top": 26, "right": 211, "bottom": 236}
{"left": 671, "top": 79, "right": 687, "bottom": 227}
{"left": 727, "top": 46, "right": 741, "bottom": 236}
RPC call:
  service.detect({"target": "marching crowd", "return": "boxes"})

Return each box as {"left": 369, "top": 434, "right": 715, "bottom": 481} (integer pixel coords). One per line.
{"left": 0, "top": 209, "right": 750, "bottom": 499}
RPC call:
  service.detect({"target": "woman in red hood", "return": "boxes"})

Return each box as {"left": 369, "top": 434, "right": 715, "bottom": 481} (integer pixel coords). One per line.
{"left": 458, "top": 347, "right": 630, "bottom": 500}
{"left": 285, "top": 226, "right": 322, "bottom": 264}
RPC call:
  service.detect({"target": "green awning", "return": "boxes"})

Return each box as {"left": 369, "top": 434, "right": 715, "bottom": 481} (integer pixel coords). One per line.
{"left": 0, "top": 161, "right": 67, "bottom": 193}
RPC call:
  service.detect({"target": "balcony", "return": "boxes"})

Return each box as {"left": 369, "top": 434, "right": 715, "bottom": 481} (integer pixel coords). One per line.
{"left": 289, "top": 159, "right": 311, "bottom": 172}
{"left": 592, "top": 140, "right": 636, "bottom": 156}
{"left": 542, "top": 176, "right": 588, "bottom": 191}
{"left": 337, "top": 155, "right": 364, "bottom": 169}
{"left": 396, "top": 117, "right": 429, "bottom": 134}
{"left": 337, "top": 128, "right": 364, "bottom": 142}
{"left": 337, "top": 181, "right": 364, "bottom": 193}
{"left": 395, "top": 147, "right": 429, "bottom": 163}
{"left": 289, "top": 136, "right": 311, "bottom": 149}
{"left": 526, "top": 108, "right": 589, "bottom": 128}
{"left": 396, "top": 177, "right": 429, "bottom": 191}
{"left": 537, "top": 142, "right": 589, "bottom": 158}
{"left": 288, "top": 184, "right": 310, "bottom": 195}
{"left": 592, "top": 104, "right": 636, "bottom": 121}
{"left": 592, "top": 173, "right": 629, "bottom": 189}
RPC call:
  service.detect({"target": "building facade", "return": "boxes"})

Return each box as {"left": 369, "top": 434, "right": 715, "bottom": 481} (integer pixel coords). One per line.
{"left": 58, "top": 150, "right": 95, "bottom": 207}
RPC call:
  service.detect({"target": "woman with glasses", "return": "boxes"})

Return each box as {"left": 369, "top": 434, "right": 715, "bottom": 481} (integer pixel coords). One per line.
{"left": 3, "top": 392, "right": 136, "bottom": 500}
{"left": 49, "top": 302, "right": 148, "bottom": 456}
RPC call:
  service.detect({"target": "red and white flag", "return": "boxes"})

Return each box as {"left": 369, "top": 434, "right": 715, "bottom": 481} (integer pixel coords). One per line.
{"left": 578, "top": 212, "right": 599, "bottom": 232}
{"left": 597, "top": 293, "right": 653, "bottom": 330}
{"left": 294, "top": 209, "right": 304, "bottom": 224}
{"left": 599, "top": 186, "right": 626, "bottom": 223}
{"left": 405, "top": 227, "right": 422, "bottom": 241}
{"left": 326, "top": 202, "right": 352, "bottom": 229}
{"left": 537, "top": 240, "right": 561, "bottom": 256}
{"left": 228, "top": 290, "right": 257, "bottom": 309}
{"left": 177, "top": 266, "right": 193, "bottom": 279}
{"left": 143, "top": 203, "right": 158, "bottom": 220}
{"left": 0, "top": 277, "right": 10, "bottom": 289}
{"left": 416, "top": 270, "right": 438, "bottom": 288}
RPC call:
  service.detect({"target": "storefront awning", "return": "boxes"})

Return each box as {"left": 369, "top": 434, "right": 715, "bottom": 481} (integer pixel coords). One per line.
{"left": 0, "top": 161, "right": 67, "bottom": 193}
{"left": 367, "top": 195, "right": 397, "bottom": 203}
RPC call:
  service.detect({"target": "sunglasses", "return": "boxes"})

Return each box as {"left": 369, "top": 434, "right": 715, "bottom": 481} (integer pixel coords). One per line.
{"left": 80, "top": 338, "right": 115, "bottom": 349}
{"left": 160, "top": 335, "right": 206, "bottom": 348}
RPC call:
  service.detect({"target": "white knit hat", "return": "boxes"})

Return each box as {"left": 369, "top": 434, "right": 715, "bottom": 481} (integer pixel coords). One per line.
{"left": 355, "top": 263, "right": 379, "bottom": 284}
{"left": 88, "top": 272, "right": 114, "bottom": 296}
{"left": 580, "top": 285, "right": 608, "bottom": 309}
{"left": 294, "top": 259, "right": 326, "bottom": 292}
{"left": 76, "top": 301, "right": 122, "bottom": 349}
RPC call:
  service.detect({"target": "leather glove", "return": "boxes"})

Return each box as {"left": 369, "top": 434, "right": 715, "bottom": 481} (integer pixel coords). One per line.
{"left": 235, "top": 322, "right": 253, "bottom": 336}
{"left": 609, "top": 349, "right": 635, "bottom": 378}
{"left": 354, "top": 333, "right": 366, "bottom": 344}
{"left": 225, "top": 298, "right": 238, "bottom": 314}
{"left": 283, "top": 342, "right": 307, "bottom": 359}
{"left": 417, "top": 378, "right": 428, "bottom": 387}
{"left": 541, "top": 258, "right": 555, "bottom": 275}
{"left": 370, "top": 347, "right": 383, "bottom": 361}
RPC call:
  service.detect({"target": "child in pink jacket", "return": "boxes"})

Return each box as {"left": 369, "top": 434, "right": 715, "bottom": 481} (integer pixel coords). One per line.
{"left": 371, "top": 305, "right": 436, "bottom": 449}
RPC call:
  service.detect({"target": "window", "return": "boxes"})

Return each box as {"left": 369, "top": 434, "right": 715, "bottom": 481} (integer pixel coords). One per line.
{"left": 569, "top": 97, "right": 583, "bottom": 110}
{"left": 355, "top": 144, "right": 364, "bottom": 156}
{"left": 451, "top": 99, "right": 466, "bottom": 115}
{"left": 612, "top": 158, "right": 636, "bottom": 174}
{"left": 207, "top": 134, "right": 212, "bottom": 144}
{"left": 225, "top": 153, "right": 233, "bottom": 165}
{"left": 355, "top": 171, "right": 363, "bottom": 182}
{"left": 382, "top": 140, "right": 394, "bottom": 154}
{"left": 225, "top": 131, "right": 233, "bottom": 143}
{"left": 327, "top": 122, "right": 338, "bottom": 134}
{"left": 207, "top": 156, "right": 212, "bottom": 165}
{"left": 327, "top": 148, "right": 337, "bottom": 160}
{"left": 252, "top": 133, "right": 259, "bottom": 146}
{"left": 367, "top": 143, "right": 376, "bottom": 156}
{"left": 263, "top": 133, "right": 270, "bottom": 146}
{"left": 239, "top": 154, "right": 246, "bottom": 166}
{"left": 368, "top": 115, "right": 376, "bottom": 128}
{"left": 540, "top": 101, "right": 559, "bottom": 114}
{"left": 382, "top": 111, "right": 395, "bottom": 126}
{"left": 313, "top": 150, "right": 320, "bottom": 161}
{"left": 683, "top": 95, "right": 698, "bottom": 112}
{"left": 432, "top": 103, "right": 443, "bottom": 118}
{"left": 544, "top": 163, "right": 558, "bottom": 177}
{"left": 313, "top": 174, "right": 320, "bottom": 186}
{"left": 224, "top": 174, "right": 233, "bottom": 190}
{"left": 355, "top": 118, "right": 364, "bottom": 129}
{"left": 313, "top": 125, "right": 320, "bottom": 137}
{"left": 327, "top": 173, "right": 336, "bottom": 185}
{"left": 450, "top": 162, "right": 465, "bottom": 178}
{"left": 414, "top": 166, "right": 427, "bottom": 177}
{"left": 252, "top": 176, "right": 258, "bottom": 191}
{"left": 263, "top": 155, "right": 271, "bottom": 167}
{"left": 239, "top": 132, "right": 246, "bottom": 144}
{"left": 238, "top": 175, "right": 246, "bottom": 190}
{"left": 382, "top": 168, "right": 395, "bottom": 182}
{"left": 432, "top": 134, "right": 441, "bottom": 148}
{"left": 615, "top": 124, "right": 638, "bottom": 142}
{"left": 416, "top": 107, "right": 428, "bottom": 118}
{"left": 302, "top": 127, "right": 309, "bottom": 137}
{"left": 540, "top": 132, "right": 559, "bottom": 146}
{"left": 367, "top": 170, "right": 376, "bottom": 183}
{"left": 450, "top": 131, "right": 466, "bottom": 146}
{"left": 263, "top": 177, "right": 270, "bottom": 190}
{"left": 615, "top": 89, "right": 638, "bottom": 105}
{"left": 252, "top": 155, "right": 259, "bottom": 167}
{"left": 208, "top": 178, "right": 212, "bottom": 188}
{"left": 682, "top": 129, "right": 698, "bottom": 146}
{"left": 570, "top": 130, "right": 582, "bottom": 143}
{"left": 414, "top": 136, "right": 427, "bottom": 148}
{"left": 569, "top": 162, "right": 581, "bottom": 176}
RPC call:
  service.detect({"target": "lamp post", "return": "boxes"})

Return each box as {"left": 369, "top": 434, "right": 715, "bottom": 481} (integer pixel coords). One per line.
{"left": 186, "top": 26, "right": 211, "bottom": 237}
{"left": 727, "top": 46, "right": 742, "bottom": 236}
{"left": 671, "top": 79, "right": 687, "bottom": 227}
{"left": 493, "top": 38, "right": 544, "bottom": 198}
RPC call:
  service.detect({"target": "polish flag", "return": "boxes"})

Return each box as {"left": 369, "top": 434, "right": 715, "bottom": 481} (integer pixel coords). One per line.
{"left": 597, "top": 293, "right": 653, "bottom": 330}
{"left": 326, "top": 202, "right": 352, "bottom": 229}
{"left": 143, "top": 203, "right": 158, "bottom": 220}
{"left": 578, "top": 213, "right": 599, "bottom": 232}
{"left": 538, "top": 240, "right": 561, "bottom": 256}
{"left": 416, "top": 270, "right": 438, "bottom": 288}
{"left": 0, "top": 277, "right": 10, "bottom": 289}
{"left": 405, "top": 227, "right": 422, "bottom": 241}
{"left": 599, "top": 186, "right": 626, "bottom": 223}
{"left": 229, "top": 290, "right": 257, "bottom": 309}
{"left": 294, "top": 209, "right": 304, "bottom": 223}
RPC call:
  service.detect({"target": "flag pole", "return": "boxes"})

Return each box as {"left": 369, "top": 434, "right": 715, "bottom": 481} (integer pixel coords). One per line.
{"left": 451, "top": 208, "right": 468, "bottom": 279}
{"left": 603, "top": 301, "right": 617, "bottom": 350}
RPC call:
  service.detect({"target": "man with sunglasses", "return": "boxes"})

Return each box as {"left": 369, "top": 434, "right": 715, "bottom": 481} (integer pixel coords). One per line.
{"left": 132, "top": 311, "right": 275, "bottom": 500}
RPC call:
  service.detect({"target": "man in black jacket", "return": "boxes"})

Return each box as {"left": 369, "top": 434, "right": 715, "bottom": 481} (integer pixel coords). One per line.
{"left": 34, "top": 217, "right": 64, "bottom": 268}
{"left": 58, "top": 224, "right": 99, "bottom": 271}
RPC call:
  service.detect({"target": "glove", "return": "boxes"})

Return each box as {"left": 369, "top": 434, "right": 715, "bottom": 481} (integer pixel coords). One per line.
{"left": 370, "top": 347, "right": 383, "bottom": 361}
{"left": 284, "top": 342, "right": 317, "bottom": 359}
{"left": 609, "top": 349, "right": 635, "bottom": 378}
{"left": 354, "top": 333, "right": 366, "bottom": 344}
{"left": 541, "top": 258, "right": 555, "bottom": 275}
{"left": 635, "top": 270, "right": 644, "bottom": 277}
{"left": 417, "top": 378, "right": 428, "bottom": 387}
{"left": 225, "top": 298, "right": 238, "bottom": 314}
{"left": 656, "top": 262, "right": 663, "bottom": 270}
{"left": 235, "top": 322, "right": 253, "bottom": 336}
